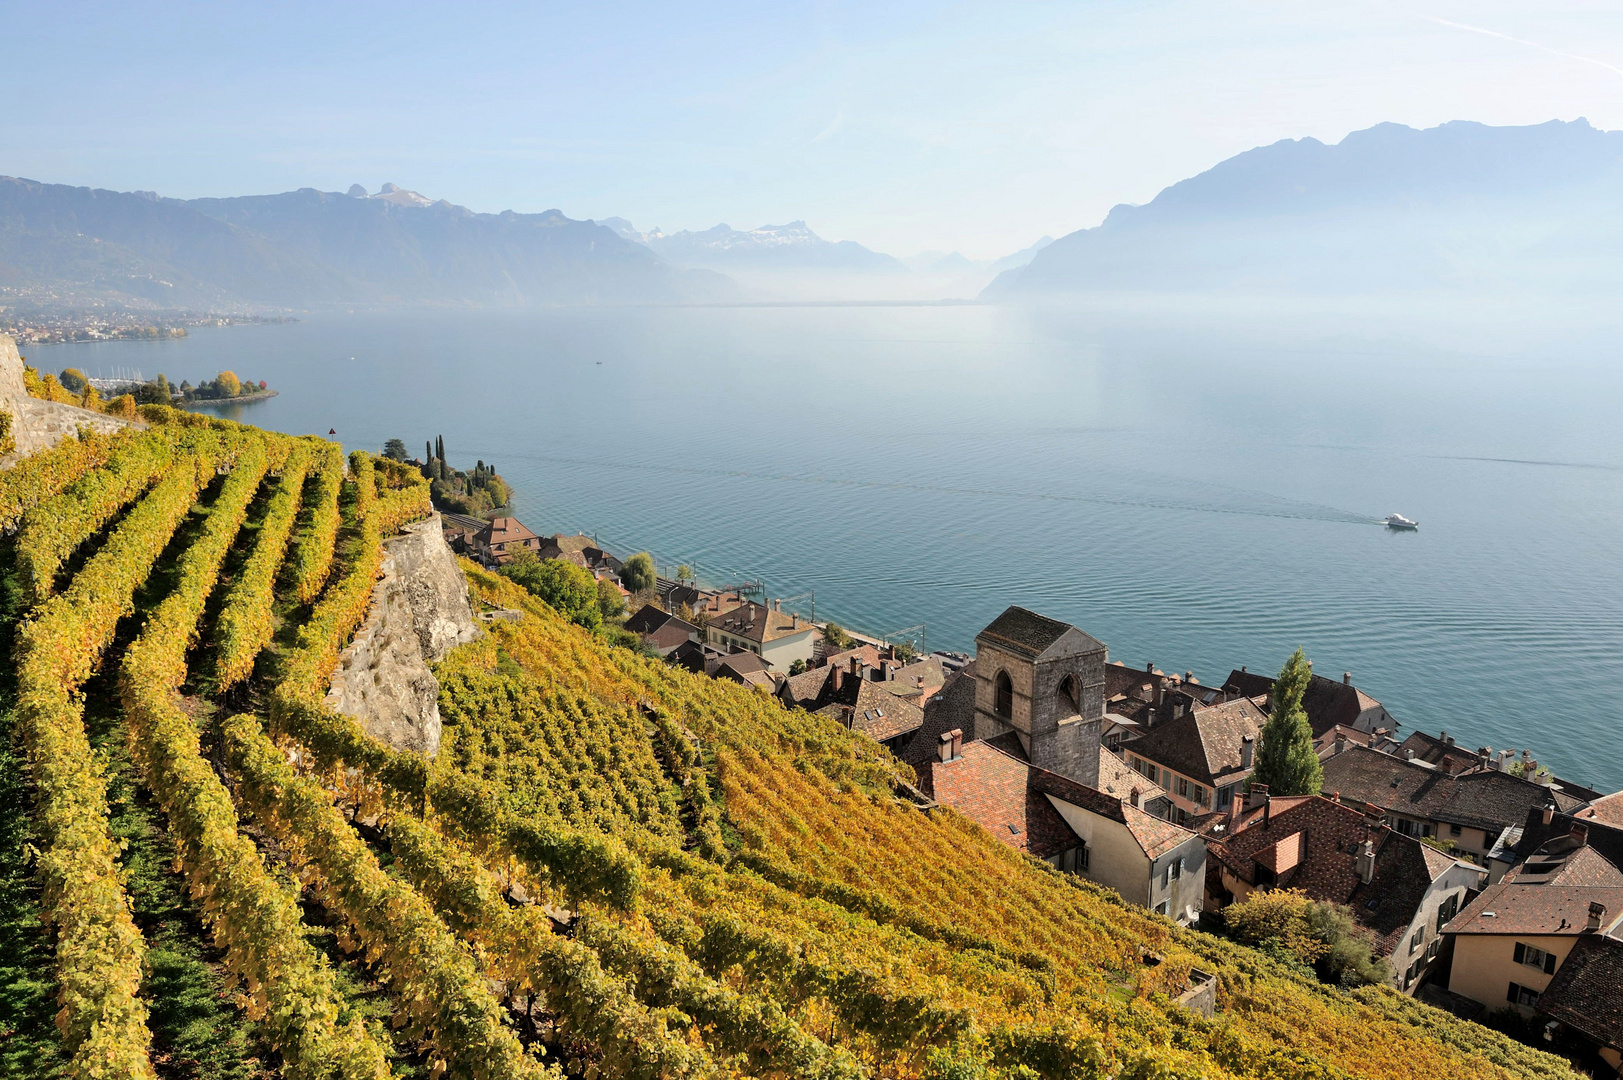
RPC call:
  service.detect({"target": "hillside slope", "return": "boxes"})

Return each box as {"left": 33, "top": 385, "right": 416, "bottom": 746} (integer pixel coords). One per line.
{"left": 988, "top": 119, "right": 1623, "bottom": 298}
{"left": 0, "top": 407, "right": 1585, "bottom": 1080}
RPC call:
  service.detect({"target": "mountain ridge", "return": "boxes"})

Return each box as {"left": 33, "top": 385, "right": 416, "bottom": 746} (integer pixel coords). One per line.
{"left": 0, "top": 177, "right": 736, "bottom": 308}
{"left": 988, "top": 118, "right": 1623, "bottom": 298}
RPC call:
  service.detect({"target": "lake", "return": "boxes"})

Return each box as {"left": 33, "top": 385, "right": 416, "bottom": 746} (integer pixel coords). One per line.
{"left": 44, "top": 300, "right": 1623, "bottom": 791}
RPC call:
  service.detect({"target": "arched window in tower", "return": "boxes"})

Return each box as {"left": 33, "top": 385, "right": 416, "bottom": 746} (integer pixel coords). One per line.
{"left": 994, "top": 670, "right": 1013, "bottom": 719}
{"left": 1060, "top": 674, "right": 1081, "bottom": 716}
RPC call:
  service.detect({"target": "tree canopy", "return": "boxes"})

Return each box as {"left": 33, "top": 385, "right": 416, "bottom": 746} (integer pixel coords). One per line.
{"left": 57, "top": 368, "right": 88, "bottom": 393}
{"left": 500, "top": 552, "right": 601, "bottom": 630}
{"left": 1253, "top": 648, "right": 1323, "bottom": 796}
{"left": 382, "top": 438, "right": 408, "bottom": 461}
{"left": 621, "top": 552, "right": 656, "bottom": 594}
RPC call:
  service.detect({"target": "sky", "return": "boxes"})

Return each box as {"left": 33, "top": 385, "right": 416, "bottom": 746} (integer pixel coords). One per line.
{"left": 4, "top": 1, "right": 1622, "bottom": 259}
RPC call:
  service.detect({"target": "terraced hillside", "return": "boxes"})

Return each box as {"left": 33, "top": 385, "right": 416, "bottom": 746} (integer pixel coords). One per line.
{"left": 0, "top": 411, "right": 1585, "bottom": 1080}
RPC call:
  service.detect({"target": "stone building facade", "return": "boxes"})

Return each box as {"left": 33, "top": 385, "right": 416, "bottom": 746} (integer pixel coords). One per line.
{"left": 973, "top": 605, "right": 1106, "bottom": 789}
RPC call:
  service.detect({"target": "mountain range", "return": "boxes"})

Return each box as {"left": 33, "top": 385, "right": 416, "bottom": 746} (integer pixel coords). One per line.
{"left": 988, "top": 119, "right": 1623, "bottom": 299}
{"left": 0, "top": 179, "right": 734, "bottom": 308}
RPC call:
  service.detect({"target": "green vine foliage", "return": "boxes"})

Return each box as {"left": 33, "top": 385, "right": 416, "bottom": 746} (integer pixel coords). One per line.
{"left": 116, "top": 434, "right": 392, "bottom": 1080}
{"left": 11, "top": 428, "right": 236, "bottom": 1080}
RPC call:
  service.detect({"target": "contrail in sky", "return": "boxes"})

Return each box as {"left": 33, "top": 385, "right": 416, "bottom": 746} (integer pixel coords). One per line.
{"left": 1425, "top": 15, "right": 1623, "bottom": 83}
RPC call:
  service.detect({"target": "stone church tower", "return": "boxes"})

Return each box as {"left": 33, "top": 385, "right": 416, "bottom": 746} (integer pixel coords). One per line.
{"left": 972, "top": 605, "right": 1106, "bottom": 789}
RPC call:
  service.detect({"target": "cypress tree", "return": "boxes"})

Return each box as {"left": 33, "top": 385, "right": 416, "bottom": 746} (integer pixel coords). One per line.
{"left": 1253, "top": 648, "right": 1323, "bottom": 796}
{"left": 426, "top": 440, "right": 433, "bottom": 463}
{"left": 436, "top": 435, "right": 445, "bottom": 462}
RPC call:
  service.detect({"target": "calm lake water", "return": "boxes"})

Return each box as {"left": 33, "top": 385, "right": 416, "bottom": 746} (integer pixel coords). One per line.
{"left": 47, "top": 301, "right": 1623, "bottom": 791}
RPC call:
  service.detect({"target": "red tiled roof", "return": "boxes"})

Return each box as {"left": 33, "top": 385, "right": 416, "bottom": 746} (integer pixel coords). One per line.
{"left": 1211, "top": 795, "right": 1474, "bottom": 955}
{"left": 1445, "top": 882, "right": 1623, "bottom": 937}
{"left": 815, "top": 680, "right": 923, "bottom": 743}
{"left": 928, "top": 741, "right": 1080, "bottom": 859}
{"left": 478, "top": 516, "right": 540, "bottom": 545}
{"left": 1538, "top": 934, "right": 1623, "bottom": 1048}
{"left": 1127, "top": 697, "right": 1267, "bottom": 787}
{"left": 709, "top": 602, "right": 814, "bottom": 645}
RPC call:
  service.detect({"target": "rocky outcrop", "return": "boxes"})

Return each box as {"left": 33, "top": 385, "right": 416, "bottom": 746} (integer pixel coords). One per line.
{"left": 325, "top": 513, "right": 480, "bottom": 758}
{"left": 0, "top": 333, "right": 133, "bottom": 465}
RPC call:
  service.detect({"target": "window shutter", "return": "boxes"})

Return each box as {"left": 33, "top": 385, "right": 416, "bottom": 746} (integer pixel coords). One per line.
{"left": 1507, "top": 982, "right": 1519, "bottom": 1004}
{"left": 1514, "top": 943, "right": 1526, "bottom": 965}
{"left": 1545, "top": 952, "right": 1557, "bottom": 975}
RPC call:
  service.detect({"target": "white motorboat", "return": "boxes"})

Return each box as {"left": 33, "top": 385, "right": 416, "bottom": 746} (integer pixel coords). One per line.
{"left": 1383, "top": 513, "right": 1418, "bottom": 530}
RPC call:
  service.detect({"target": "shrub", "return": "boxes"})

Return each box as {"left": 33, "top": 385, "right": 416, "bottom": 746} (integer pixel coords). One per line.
{"left": 501, "top": 551, "right": 601, "bottom": 630}
{"left": 597, "top": 577, "right": 627, "bottom": 619}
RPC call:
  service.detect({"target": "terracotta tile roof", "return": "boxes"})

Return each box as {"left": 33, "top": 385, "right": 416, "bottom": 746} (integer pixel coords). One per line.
{"left": 1580, "top": 791, "right": 1623, "bottom": 829}
{"left": 1444, "top": 882, "right": 1623, "bottom": 937}
{"left": 477, "top": 516, "right": 540, "bottom": 546}
{"left": 927, "top": 741, "right": 1081, "bottom": 859}
{"left": 1508, "top": 828, "right": 1623, "bottom": 888}
{"left": 1210, "top": 795, "right": 1470, "bottom": 954}
{"left": 824, "top": 644, "right": 884, "bottom": 670}
{"left": 779, "top": 666, "right": 833, "bottom": 709}
{"left": 880, "top": 656, "right": 945, "bottom": 699}
{"left": 976, "top": 606, "right": 1102, "bottom": 660}
{"left": 709, "top": 602, "right": 814, "bottom": 645}
{"left": 1126, "top": 697, "right": 1267, "bottom": 787}
{"left": 1537, "top": 934, "right": 1623, "bottom": 1048}
{"left": 1028, "top": 762, "right": 1195, "bottom": 860}
{"left": 1324, "top": 746, "right": 1581, "bottom": 833}
{"left": 815, "top": 679, "right": 923, "bottom": 743}
{"left": 1222, "top": 669, "right": 1386, "bottom": 737}
{"left": 1096, "top": 747, "right": 1167, "bottom": 805}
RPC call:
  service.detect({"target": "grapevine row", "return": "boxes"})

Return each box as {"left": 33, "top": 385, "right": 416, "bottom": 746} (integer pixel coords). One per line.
{"left": 11, "top": 429, "right": 236, "bottom": 1080}
{"left": 116, "top": 434, "right": 393, "bottom": 1080}
{"left": 284, "top": 440, "right": 344, "bottom": 604}
{"left": 384, "top": 811, "right": 713, "bottom": 1080}
{"left": 219, "top": 712, "right": 548, "bottom": 1080}
{"left": 259, "top": 457, "right": 643, "bottom": 908}
{"left": 0, "top": 425, "right": 122, "bottom": 532}
{"left": 14, "top": 426, "right": 181, "bottom": 604}
{"left": 213, "top": 441, "right": 313, "bottom": 688}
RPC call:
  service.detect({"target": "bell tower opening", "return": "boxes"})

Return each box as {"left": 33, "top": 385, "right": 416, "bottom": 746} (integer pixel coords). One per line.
{"left": 994, "top": 670, "right": 1014, "bottom": 719}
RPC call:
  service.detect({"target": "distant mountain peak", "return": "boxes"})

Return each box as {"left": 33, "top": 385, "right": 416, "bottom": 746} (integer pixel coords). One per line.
{"left": 371, "top": 183, "right": 435, "bottom": 208}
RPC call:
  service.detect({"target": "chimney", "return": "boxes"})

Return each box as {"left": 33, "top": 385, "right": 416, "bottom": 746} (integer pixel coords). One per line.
{"left": 1571, "top": 823, "right": 1590, "bottom": 847}
{"left": 841, "top": 705, "right": 855, "bottom": 728}
{"left": 1247, "top": 783, "right": 1270, "bottom": 810}
{"left": 1240, "top": 734, "right": 1255, "bottom": 769}
{"left": 915, "top": 674, "right": 925, "bottom": 688}
{"left": 832, "top": 666, "right": 845, "bottom": 693}
{"left": 1229, "top": 791, "right": 1244, "bottom": 826}
{"left": 950, "top": 728, "right": 963, "bottom": 758}
{"left": 938, "top": 731, "right": 955, "bottom": 763}
{"left": 879, "top": 660, "right": 894, "bottom": 682}
{"left": 1333, "top": 731, "right": 1347, "bottom": 756}
{"left": 1343, "top": 672, "right": 1351, "bottom": 685}
{"left": 1131, "top": 786, "right": 1143, "bottom": 810}
{"left": 791, "top": 613, "right": 799, "bottom": 629}
{"left": 1356, "top": 839, "right": 1376, "bottom": 884}
{"left": 1184, "top": 671, "right": 1194, "bottom": 684}
{"left": 1589, "top": 902, "right": 1606, "bottom": 932}
{"left": 1542, "top": 805, "right": 1555, "bottom": 825}
{"left": 1240, "top": 665, "right": 1247, "bottom": 673}
{"left": 1404, "top": 749, "right": 1416, "bottom": 761}
{"left": 1150, "top": 666, "right": 1164, "bottom": 710}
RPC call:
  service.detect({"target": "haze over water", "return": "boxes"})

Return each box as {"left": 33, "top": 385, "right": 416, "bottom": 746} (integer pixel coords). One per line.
{"left": 59, "top": 302, "right": 1623, "bottom": 791}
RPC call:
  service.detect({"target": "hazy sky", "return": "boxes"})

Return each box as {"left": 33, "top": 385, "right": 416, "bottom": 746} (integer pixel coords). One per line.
{"left": 4, "top": 1, "right": 1621, "bottom": 258}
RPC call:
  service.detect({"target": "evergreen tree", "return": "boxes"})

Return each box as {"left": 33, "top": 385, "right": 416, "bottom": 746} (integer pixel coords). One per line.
{"left": 436, "top": 435, "right": 445, "bottom": 462}
{"left": 1253, "top": 648, "right": 1323, "bottom": 796}
{"left": 382, "top": 438, "right": 408, "bottom": 461}
{"left": 426, "top": 439, "right": 433, "bottom": 464}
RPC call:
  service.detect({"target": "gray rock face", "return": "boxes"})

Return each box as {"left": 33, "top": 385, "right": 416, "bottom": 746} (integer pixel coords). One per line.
{"left": 0, "top": 333, "right": 133, "bottom": 465}
{"left": 325, "top": 513, "right": 480, "bottom": 758}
